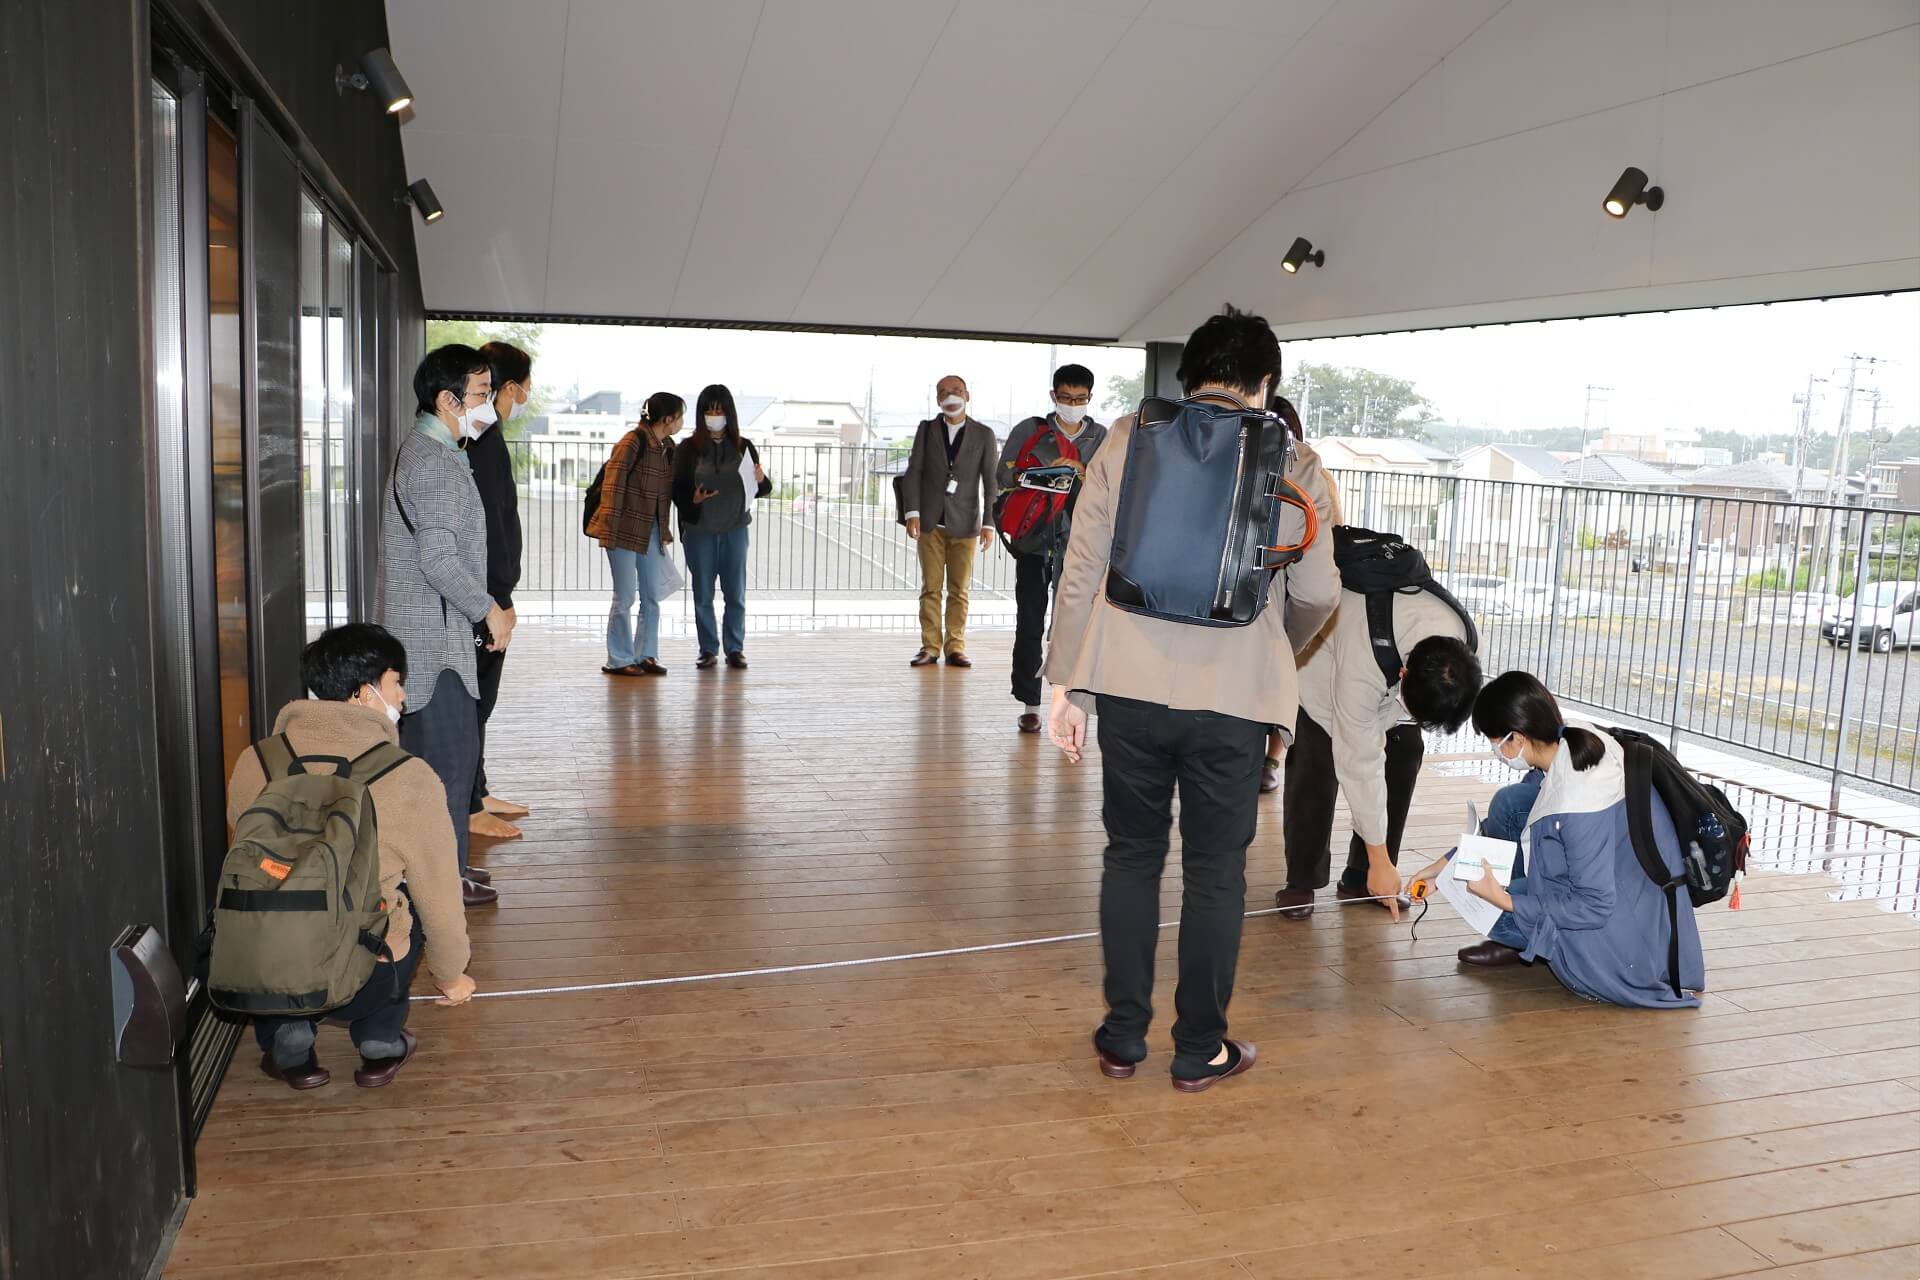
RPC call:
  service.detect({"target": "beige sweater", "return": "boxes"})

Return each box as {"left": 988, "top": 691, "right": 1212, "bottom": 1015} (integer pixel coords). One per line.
{"left": 225, "top": 700, "right": 472, "bottom": 985}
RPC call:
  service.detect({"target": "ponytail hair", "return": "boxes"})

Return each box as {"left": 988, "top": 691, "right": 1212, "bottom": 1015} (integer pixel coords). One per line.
{"left": 1471, "top": 670, "right": 1605, "bottom": 771}
{"left": 639, "top": 390, "right": 684, "bottom": 426}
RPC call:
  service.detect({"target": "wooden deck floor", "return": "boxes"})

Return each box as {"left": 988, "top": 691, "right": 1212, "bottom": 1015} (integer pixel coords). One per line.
{"left": 167, "top": 628, "right": 1920, "bottom": 1279}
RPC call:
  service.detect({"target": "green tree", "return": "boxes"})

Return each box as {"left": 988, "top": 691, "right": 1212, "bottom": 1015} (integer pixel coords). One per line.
{"left": 1102, "top": 368, "right": 1144, "bottom": 414}
{"left": 424, "top": 319, "right": 548, "bottom": 439}
{"left": 1282, "top": 363, "right": 1434, "bottom": 439}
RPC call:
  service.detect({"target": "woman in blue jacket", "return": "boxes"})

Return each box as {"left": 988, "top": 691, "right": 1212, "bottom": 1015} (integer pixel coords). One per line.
{"left": 1412, "top": 671, "right": 1705, "bottom": 1009}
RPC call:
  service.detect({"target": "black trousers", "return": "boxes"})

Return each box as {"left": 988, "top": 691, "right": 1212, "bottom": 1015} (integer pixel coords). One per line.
{"left": 469, "top": 645, "right": 506, "bottom": 814}
{"left": 1010, "top": 551, "right": 1053, "bottom": 706}
{"left": 1096, "top": 695, "right": 1265, "bottom": 1073}
{"left": 1281, "top": 709, "right": 1425, "bottom": 891}
{"left": 253, "top": 912, "right": 424, "bottom": 1064}
{"left": 401, "top": 668, "right": 479, "bottom": 876}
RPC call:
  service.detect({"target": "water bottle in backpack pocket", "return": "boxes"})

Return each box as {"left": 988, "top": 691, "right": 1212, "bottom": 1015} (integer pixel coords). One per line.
{"left": 1104, "top": 396, "right": 1318, "bottom": 627}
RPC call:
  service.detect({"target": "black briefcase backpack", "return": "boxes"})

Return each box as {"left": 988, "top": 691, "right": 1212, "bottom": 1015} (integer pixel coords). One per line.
{"left": 1104, "top": 396, "right": 1318, "bottom": 627}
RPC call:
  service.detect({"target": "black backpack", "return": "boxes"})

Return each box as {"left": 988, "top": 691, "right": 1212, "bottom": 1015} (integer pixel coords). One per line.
{"left": 582, "top": 462, "right": 607, "bottom": 535}
{"left": 1330, "top": 526, "right": 1479, "bottom": 685}
{"left": 1605, "top": 726, "right": 1750, "bottom": 998}
{"left": 1104, "top": 396, "right": 1317, "bottom": 628}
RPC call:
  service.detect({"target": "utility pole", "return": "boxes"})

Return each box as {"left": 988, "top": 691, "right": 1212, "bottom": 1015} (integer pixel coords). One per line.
{"left": 1579, "top": 384, "right": 1611, "bottom": 457}
{"left": 1299, "top": 369, "right": 1312, "bottom": 420}
{"left": 1790, "top": 373, "right": 1826, "bottom": 500}
{"left": 1822, "top": 354, "right": 1886, "bottom": 590}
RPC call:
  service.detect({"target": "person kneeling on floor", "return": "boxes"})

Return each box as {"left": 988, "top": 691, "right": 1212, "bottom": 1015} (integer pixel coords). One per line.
{"left": 221, "top": 623, "right": 479, "bottom": 1091}
{"left": 1408, "top": 671, "right": 1706, "bottom": 1009}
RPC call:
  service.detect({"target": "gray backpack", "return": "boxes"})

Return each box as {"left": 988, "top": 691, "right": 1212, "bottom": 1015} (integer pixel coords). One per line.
{"left": 207, "top": 736, "right": 405, "bottom": 1014}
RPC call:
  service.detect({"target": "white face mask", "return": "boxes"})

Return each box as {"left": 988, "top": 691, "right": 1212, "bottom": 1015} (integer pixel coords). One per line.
{"left": 705, "top": 414, "right": 728, "bottom": 434}
{"left": 1491, "top": 733, "right": 1529, "bottom": 773}
{"left": 367, "top": 686, "right": 402, "bottom": 725}
{"left": 502, "top": 390, "right": 523, "bottom": 423}
{"left": 457, "top": 397, "right": 498, "bottom": 441}
{"left": 939, "top": 395, "right": 967, "bottom": 420}
{"left": 1054, "top": 402, "right": 1088, "bottom": 426}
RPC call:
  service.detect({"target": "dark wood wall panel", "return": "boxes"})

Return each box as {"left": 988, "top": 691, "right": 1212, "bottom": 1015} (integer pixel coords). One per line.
{"left": 0, "top": 0, "right": 188, "bottom": 1276}
{"left": 242, "top": 106, "right": 307, "bottom": 717}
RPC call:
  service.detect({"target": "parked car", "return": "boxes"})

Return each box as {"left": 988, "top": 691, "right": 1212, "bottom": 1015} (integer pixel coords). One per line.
{"left": 1820, "top": 581, "right": 1920, "bottom": 652}
{"left": 1443, "top": 574, "right": 1606, "bottom": 621}
{"left": 1445, "top": 573, "right": 1513, "bottom": 618}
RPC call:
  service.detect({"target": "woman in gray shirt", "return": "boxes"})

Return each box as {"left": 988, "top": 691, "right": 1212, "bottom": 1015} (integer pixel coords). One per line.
{"left": 672, "top": 383, "right": 773, "bottom": 668}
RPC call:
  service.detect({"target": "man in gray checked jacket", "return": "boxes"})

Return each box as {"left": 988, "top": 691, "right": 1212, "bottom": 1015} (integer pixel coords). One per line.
{"left": 378, "top": 343, "right": 514, "bottom": 907}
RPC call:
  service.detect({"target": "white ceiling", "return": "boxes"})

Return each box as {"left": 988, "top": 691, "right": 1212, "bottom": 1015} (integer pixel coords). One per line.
{"left": 387, "top": 0, "right": 1920, "bottom": 342}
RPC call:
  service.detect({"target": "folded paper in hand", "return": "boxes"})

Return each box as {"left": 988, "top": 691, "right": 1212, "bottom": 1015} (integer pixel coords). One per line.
{"left": 1435, "top": 803, "right": 1520, "bottom": 939}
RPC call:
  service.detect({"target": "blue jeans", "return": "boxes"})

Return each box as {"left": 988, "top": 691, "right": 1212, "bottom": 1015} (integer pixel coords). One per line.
{"left": 683, "top": 527, "right": 748, "bottom": 657}
{"left": 1483, "top": 770, "right": 1542, "bottom": 950}
{"left": 607, "top": 529, "right": 668, "bottom": 665}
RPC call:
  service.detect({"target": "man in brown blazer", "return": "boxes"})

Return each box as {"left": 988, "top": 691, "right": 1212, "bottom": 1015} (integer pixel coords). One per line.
{"left": 1045, "top": 306, "right": 1340, "bottom": 1092}
{"left": 902, "top": 374, "right": 998, "bottom": 667}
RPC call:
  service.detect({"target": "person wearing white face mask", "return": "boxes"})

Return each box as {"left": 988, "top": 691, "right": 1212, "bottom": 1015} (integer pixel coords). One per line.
{"left": 995, "top": 364, "right": 1107, "bottom": 732}
{"left": 465, "top": 341, "right": 535, "bottom": 843}
{"left": 1407, "top": 671, "right": 1706, "bottom": 1007}
{"left": 378, "top": 345, "right": 512, "bottom": 908}
{"left": 902, "top": 374, "right": 999, "bottom": 667}
{"left": 673, "top": 383, "right": 772, "bottom": 670}
{"left": 226, "top": 623, "right": 478, "bottom": 1090}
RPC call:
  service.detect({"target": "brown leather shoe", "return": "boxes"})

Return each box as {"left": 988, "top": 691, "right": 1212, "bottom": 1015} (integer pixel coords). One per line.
{"left": 726, "top": 652, "right": 748, "bottom": 670}
{"left": 695, "top": 652, "right": 718, "bottom": 670}
{"left": 910, "top": 648, "right": 940, "bottom": 667}
{"left": 945, "top": 653, "right": 973, "bottom": 668}
{"left": 1337, "top": 881, "right": 1411, "bottom": 912}
{"left": 602, "top": 663, "right": 643, "bottom": 677}
{"left": 1017, "top": 713, "right": 1042, "bottom": 734}
{"left": 465, "top": 865, "right": 492, "bottom": 885}
{"left": 261, "top": 1052, "right": 329, "bottom": 1091}
{"left": 1272, "top": 886, "right": 1315, "bottom": 919}
{"left": 1093, "top": 1028, "right": 1144, "bottom": 1080}
{"left": 1458, "top": 940, "right": 1527, "bottom": 967}
{"left": 468, "top": 811, "right": 522, "bottom": 840}
{"left": 463, "top": 877, "right": 499, "bottom": 907}
{"left": 1171, "top": 1039, "right": 1257, "bottom": 1093}
{"left": 636, "top": 658, "right": 668, "bottom": 676}
{"left": 1259, "top": 757, "right": 1281, "bottom": 794}
{"left": 352, "top": 1030, "right": 417, "bottom": 1089}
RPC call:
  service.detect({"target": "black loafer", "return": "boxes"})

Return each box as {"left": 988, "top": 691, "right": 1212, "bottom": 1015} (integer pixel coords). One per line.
{"left": 1171, "top": 1039, "right": 1257, "bottom": 1093}
{"left": 261, "top": 1052, "right": 330, "bottom": 1091}
{"left": 695, "top": 653, "right": 718, "bottom": 670}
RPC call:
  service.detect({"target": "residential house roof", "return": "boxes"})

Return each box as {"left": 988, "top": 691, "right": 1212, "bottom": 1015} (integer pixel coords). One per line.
{"left": 1560, "top": 453, "right": 1680, "bottom": 487}
{"left": 1684, "top": 460, "right": 1829, "bottom": 496}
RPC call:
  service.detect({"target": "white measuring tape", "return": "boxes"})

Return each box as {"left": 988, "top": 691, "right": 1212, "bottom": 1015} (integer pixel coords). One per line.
{"left": 410, "top": 894, "right": 1411, "bottom": 1003}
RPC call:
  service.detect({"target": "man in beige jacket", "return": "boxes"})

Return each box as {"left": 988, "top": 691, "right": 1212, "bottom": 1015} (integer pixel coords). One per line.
{"left": 1045, "top": 306, "right": 1339, "bottom": 1091}
{"left": 228, "top": 623, "right": 477, "bottom": 1091}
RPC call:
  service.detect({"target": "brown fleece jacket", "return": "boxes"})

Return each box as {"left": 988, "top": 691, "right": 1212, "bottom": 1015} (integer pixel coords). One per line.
{"left": 225, "top": 699, "right": 472, "bottom": 985}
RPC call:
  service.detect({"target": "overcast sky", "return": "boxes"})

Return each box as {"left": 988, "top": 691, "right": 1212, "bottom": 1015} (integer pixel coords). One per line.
{"left": 527, "top": 292, "right": 1917, "bottom": 440}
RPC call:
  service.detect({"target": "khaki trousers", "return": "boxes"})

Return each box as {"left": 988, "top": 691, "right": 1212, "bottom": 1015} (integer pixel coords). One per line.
{"left": 917, "top": 526, "right": 977, "bottom": 656}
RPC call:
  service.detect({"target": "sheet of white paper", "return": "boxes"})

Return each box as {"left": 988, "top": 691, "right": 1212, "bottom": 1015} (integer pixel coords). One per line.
{"left": 1435, "top": 824, "right": 1519, "bottom": 940}
{"left": 1436, "top": 858, "right": 1506, "bottom": 939}
{"left": 738, "top": 448, "right": 758, "bottom": 516}
{"left": 1451, "top": 833, "right": 1519, "bottom": 883}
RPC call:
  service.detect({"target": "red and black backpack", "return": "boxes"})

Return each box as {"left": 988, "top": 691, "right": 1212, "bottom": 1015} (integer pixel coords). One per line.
{"left": 995, "top": 423, "right": 1080, "bottom": 557}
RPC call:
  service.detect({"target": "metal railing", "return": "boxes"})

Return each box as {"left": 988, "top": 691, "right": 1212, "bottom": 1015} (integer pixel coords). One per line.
{"left": 1331, "top": 467, "right": 1920, "bottom": 804}
{"left": 306, "top": 438, "right": 1920, "bottom": 801}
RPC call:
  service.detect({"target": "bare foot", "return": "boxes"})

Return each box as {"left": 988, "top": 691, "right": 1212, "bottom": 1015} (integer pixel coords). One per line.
{"left": 468, "top": 812, "right": 523, "bottom": 840}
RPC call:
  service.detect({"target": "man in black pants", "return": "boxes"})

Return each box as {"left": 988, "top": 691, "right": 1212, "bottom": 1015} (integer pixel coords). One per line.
{"left": 1275, "top": 597, "right": 1481, "bottom": 919}
{"left": 467, "top": 341, "right": 534, "bottom": 842}
{"left": 1045, "top": 306, "right": 1339, "bottom": 1091}
{"left": 997, "top": 364, "right": 1106, "bottom": 734}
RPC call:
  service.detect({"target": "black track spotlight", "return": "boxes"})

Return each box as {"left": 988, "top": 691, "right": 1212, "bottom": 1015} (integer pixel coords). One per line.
{"left": 402, "top": 179, "right": 444, "bottom": 224}
{"left": 337, "top": 48, "right": 413, "bottom": 114}
{"left": 1602, "top": 166, "right": 1664, "bottom": 218}
{"left": 1281, "top": 236, "right": 1325, "bottom": 274}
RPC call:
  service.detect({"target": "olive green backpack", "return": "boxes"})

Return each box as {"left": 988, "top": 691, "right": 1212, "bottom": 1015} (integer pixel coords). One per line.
{"left": 207, "top": 736, "right": 407, "bottom": 1014}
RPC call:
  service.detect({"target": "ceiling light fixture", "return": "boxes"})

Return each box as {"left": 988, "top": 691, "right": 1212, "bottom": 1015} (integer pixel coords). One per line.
{"left": 1602, "top": 166, "right": 1664, "bottom": 218}
{"left": 336, "top": 48, "right": 413, "bottom": 114}
{"left": 400, "top": 179, "right": 444, "bottom": 224}
{"left": 1281, "top": 236, "right": 1325, "bottom": 274}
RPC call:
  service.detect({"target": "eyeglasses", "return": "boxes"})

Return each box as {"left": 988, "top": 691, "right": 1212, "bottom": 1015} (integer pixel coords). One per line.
{"left": 1054, "top": 392, "right": 1092, "bottom": 406}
